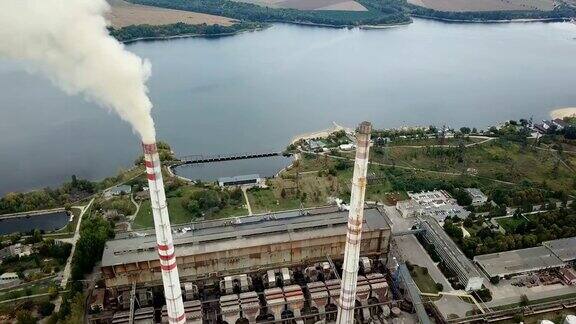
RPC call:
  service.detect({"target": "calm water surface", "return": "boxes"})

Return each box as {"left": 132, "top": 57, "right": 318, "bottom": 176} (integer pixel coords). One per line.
{"left": 0, "top": 211, "right": 69, "bottom": 235}
{"left": 175, "top": 156, "right": 293, "bottom": 182}
{"left": 1, "top": 19, "right": 576, "bottom": 195}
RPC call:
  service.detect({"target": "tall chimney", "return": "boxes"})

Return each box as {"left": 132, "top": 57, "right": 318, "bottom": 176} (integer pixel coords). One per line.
{"left": 336, "top": 121, "right": 372, "bottom": 324}
{"left": 142, "top": 143, "right": 186, "bottom": 324}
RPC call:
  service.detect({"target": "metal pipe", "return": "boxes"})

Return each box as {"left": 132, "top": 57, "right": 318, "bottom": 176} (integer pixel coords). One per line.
{"left": 142, "top": 143, "right": 185, "bottom": 324}
{"left": 336, "top": 121, "right": 372, "bottom": 324}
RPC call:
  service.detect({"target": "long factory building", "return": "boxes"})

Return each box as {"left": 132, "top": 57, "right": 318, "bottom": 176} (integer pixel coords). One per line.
{"left": 101, "top": 206, "right": 392, "bottom": 292}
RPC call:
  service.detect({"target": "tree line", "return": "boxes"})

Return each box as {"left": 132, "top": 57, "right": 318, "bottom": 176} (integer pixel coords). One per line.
{"left": 446, "top": 203, "right": 576, "bottom": 258}
{"left": 110, "top": 22, "right": 263, "bottom": 42}
{"left": 409, "top": 3, "right": 576, "bottom": 21}
{"left": 0, "top": 175, "right": 95, "bottom": 215}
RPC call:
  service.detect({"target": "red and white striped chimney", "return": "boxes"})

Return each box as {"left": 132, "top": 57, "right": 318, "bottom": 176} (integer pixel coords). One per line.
{"left": 142, "top": 143, "right": 185, "bottom": 324}
{"left": 337, "top": 121, "right": 372, "bottom": 324}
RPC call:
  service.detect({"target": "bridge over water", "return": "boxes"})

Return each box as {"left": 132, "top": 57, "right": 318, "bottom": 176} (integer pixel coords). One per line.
{"left": 172, "top": 151, "right": 287, "bottom": 166}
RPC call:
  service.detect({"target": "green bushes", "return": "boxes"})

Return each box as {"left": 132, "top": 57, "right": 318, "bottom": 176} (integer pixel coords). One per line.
{"left": 70, "top": 217, "right": 114, "bottom": 281}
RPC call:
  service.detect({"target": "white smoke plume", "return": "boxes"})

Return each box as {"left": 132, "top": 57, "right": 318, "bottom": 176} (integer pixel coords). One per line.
{"left": 0, "top": 0, "right": 156, "bottom": 143}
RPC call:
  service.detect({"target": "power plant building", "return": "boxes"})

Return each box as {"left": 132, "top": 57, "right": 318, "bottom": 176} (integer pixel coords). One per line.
{"left": 419, "top": 218, "right": 484, "bottom": 291}
{"left": 101, "top": 207, "right": 391, "bottom": 292}
{"left": 474, "top": 246, "right": 565, "bottom": 279}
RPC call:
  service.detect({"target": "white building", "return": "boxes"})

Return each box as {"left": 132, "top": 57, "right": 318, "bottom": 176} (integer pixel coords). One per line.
{"left": 465, "top": 188, "right": 488, "bottom": 206}
{"left": 0, "top": 272, "right": 20, "bottom": 289}
{"left": 0, "top": 243, "right": 32, "bottom": 259}
{"left": 339, "top": 143, "right": 356, "bottom": 151}
{"left": 408, "top": 190, "right": 469, "bottom": 223}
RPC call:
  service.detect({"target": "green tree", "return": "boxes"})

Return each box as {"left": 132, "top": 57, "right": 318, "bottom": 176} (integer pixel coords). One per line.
{"left": 71, "top": 217, "right": 114, "bottom": 280}
{"left": 62, "top": 293, "right": 85, "bottom": 324}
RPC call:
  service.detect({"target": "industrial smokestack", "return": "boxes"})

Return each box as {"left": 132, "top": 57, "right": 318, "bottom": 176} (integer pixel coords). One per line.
{"left": 0, "top": 1, "right": 184, "bottom": 320}
{"left": 337, "top": 121, "right": 372, "bottom": 324}
{"left": 143, "top": 143, "right": 186, "bottom": 324}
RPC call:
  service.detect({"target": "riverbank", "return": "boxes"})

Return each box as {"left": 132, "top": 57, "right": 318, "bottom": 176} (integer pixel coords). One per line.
{"left": 411, "top": 14, "right": 571, "bottom": 24}
{"left": 113, "top": 13, "right": 575, "bottom": 44}
{"left": 110, "top": 21, "right": 267, "bottom": 43}
{"left": 0, "top": 207, "right": 66, "bottom": 220}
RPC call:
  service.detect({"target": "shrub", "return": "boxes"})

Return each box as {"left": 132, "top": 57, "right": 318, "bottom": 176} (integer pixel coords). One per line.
{"left": 38, "top": 302, "right": 55, "bottom": 317}
{"left": 435, "top": 283, "right": 444, "bottom": 292}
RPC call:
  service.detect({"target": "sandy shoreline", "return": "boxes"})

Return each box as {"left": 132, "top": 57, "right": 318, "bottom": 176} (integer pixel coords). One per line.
{"left": 290, "top": 122, "right": 353, "bottom": 145}
{"left": 550, "top": 107, "right": 576, "bottom": 119}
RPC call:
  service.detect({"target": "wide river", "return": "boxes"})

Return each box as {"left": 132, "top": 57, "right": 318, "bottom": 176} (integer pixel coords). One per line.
{"left": 1, "top": 19, "right": 576, "bottom": 195}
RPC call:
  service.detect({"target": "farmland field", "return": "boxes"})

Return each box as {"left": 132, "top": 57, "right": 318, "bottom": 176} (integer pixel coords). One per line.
{"left": 106, "top": 0, "right": 234, "bottom": 28}
{"left": 232, "top": 0, "right": 367, "bottom": 11}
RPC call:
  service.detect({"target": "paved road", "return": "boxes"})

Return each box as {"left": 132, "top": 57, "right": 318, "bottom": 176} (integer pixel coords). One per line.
{"left": 59, "top": 198, "right": 94, "bottom": 288}
{"left": 242, "top": 187, "right": 253, "bottom": 216}
{"left": 125, "top": 193, "right": 141, "bottom": 231}
{"left": 394, "top": 235, "right": 453, "bottom": 292}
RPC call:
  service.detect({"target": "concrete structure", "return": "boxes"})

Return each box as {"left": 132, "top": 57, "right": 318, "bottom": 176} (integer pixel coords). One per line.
{"left": 0, "top": 243, "right": 32, "bottom": 260}
{"left": 395, "top": 199, "right": 419, "bottom": 218}
{"left": 101, "top": 207, "right": 391, "bottom": 291}
{"left": 560, "top": 267, "right": 576, "bottom": 285}
{"left": 409, "top": 190, "right": 469, "bottom": 223}
{"left": 474, "top": 246, "right": 565, "bottom": 279}
{"left": 543, "top": 237, "right": 576, "bottom": 263}
{"left": 0, "top": 272, "right": 20, "bottom": 289}
{"left": 465, "top": 188, "right": 488, "bottom": 206}
{"left": 337, "top": 121, "right": 371, "bottom": 324}
{"left": 218, "top": 174, "right": 263, "bottom": 187}
{"left": 308, "top": 274, "right": 389, "bottom": 323}
{"left": 142, "top": 142, "right": 185, "bottom": 324}
{"left": 90, "top": 289, "right": 105, "bottom": 312}
{"left": 308, "top": 139, "right": 327, "bottom": 152}
{"left": 420, "top": 218, "right": 484, "bottom": 291}
{"left": 161, "top": 300, "right": 202, "bottom": 324}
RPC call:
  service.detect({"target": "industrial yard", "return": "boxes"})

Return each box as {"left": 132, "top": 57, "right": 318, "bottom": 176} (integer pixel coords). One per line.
{"left": 2, "top": 0, "right": 576, "bottom": 321}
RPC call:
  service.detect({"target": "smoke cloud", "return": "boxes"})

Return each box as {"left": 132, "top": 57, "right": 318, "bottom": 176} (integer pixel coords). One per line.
{"left": 0, "top": 0, "right": 156, "bottom": 143}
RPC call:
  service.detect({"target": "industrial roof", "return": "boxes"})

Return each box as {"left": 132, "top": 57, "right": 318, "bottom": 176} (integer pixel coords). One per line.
{"left": 102, "top": 207, "right": 389, "bottom": 267}
{"left": 543, "top": 237, "right": 576, "bottom": 262}
{"left": 474, "top": 246, "right": 565, "bottom": 278}
{"left": 218, "top": 174, "right": 260, "bottom": 183}
{"left": 422, "top": 218, "right": 482, "bottom": 279}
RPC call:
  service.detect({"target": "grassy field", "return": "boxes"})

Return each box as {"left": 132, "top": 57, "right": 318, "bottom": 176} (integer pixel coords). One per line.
{"left": 133, "top": 197, "right": 197, "bottom": 228}
{"left": 410, "top": 265, "right": 441, "bottom": 294}
{"left": 208, "top": 205, "right": 248, "bottom": 219}
{"left": 386, "top": 136, "right": 483, "bottom": 147}
{"left": 247, "top": 188, "right": 302, "bottom": 213}
{"left": 496, "top": 216, "right": 526, "bottom": 233}
{"left": 370, "top": 140, "right": 576, "bottom": 192}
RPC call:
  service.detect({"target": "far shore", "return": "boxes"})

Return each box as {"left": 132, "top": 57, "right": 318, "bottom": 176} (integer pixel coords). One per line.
{"left": 410, "top": 15, "right": 570, "bottom": 24}
{"left": 117, "top": 15, "right": 574, "bottom": 43}
{"left": 120, "top": 25, "right": 269, "bottom": 44}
